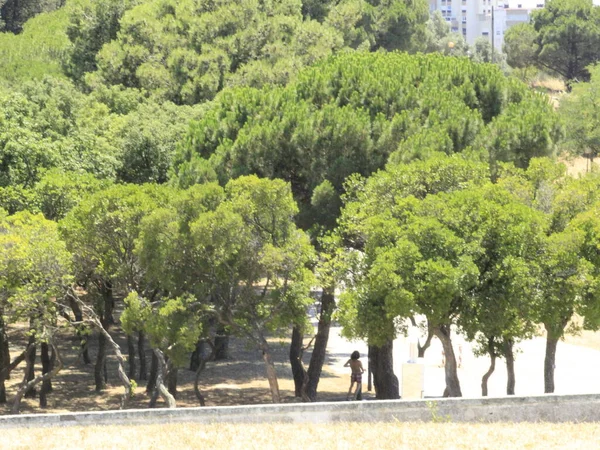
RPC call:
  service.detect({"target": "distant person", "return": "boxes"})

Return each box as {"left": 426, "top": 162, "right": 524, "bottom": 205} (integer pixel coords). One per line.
{"left": 344, "top": 350, "right": 364, "bottom": 401}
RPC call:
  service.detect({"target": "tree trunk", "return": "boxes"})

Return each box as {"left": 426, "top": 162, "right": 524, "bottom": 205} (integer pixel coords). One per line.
{"left": 544, "top": 320, "right": 568, "bottom": 394}
{"left": 146, "top": 350, "right": 158, "bottom": 394}
{"left": 289, "top": 325, "right": 306, "bottom": 397}
{"left": 503, "top": 338, "right": 515, "bottom": 395}
{"left": 302, "top": 288, "right": 335, "bottom": 401}
{"left": 261, "top": 344, "right": 281, "bottom": 404}
{"left": 127, "top": 334, "right": 136, "bottom": 380}
{"left": 95, "top": 281, "right": 114, "bottom": 391}
{"left": 24, "top": 335, "right": 36, "bottom": 399}
{"left": 138, "top": 331, "right": 147, "bottom": 381}
{"left": 544, "top": 334, "right": 559, "bottom": 394}
{"left": 0, "top": 313, "right": 8, "bottom": 403}
{"left": 418, "top": 321, "right": 434, "bottom": 358}
{"left": 214, "top": 325, "right": 229, "bottom": 360}
{"left": 68, "top": 295, "right": 90, "bottom": 364}
{"left": 433, "top": 324, "right": 462, "bottom": 397}
{"left": 369, "top": 340, "right": 400, "bottom": 399}
{"left": 167, "top": 364, "right": 178, "bottom": 399}
{"left": 367, "top": 346, "right": 372, "bottom": 392}
{"left": 150, "top": 349, "right": 176, "bottom": 408}
{"left": 95, "top": 331, "right": 107, "bottom": 391}
{"left": 12, "top": 344, "right": 63, "bottom": 414}
{"left": 39, "top": 343, "right": 53, "bottom": 408}
{"left": 481, "top": 337, "right": 496, "bottom": 397}
{"left": 193, "top": 339, "right": 215, "bottom": 407}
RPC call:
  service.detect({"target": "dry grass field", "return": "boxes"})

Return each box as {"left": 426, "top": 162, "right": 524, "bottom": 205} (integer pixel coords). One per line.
{"left": 3, "top": 422, "right": 600, "bottom": 449}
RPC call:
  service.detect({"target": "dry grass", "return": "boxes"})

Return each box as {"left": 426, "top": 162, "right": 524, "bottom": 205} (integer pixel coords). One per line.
{"left": 3, "top": 422, "right": 600, "bottom": 449}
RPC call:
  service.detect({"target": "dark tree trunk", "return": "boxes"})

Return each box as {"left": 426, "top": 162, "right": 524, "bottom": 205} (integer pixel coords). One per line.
{"left": 138, "top": 331, "right": 146, "bottom": 381}
{"left": 481, "top": 337, "right": 496, "bottom": 397}
{"left": 0, "top": 313, "right": 8, "bottom": 403}
{"left": 369, "top": 340, "right": 400, "bottom": 399}
{"left": 39, "top": 343, "right": 53, "bottom": 408}
{"left": 190, "top": 339, "right": 208, "bottom": 372}
{"left": 146, "top": 350, "right": 158, "bottom": 394}
{"left": 127, "top": 334, "right": 136, "bottom": 380}
{"left": 302, "top": 288, "right": 335, "bottom": 401}
{"left": 95, "top": 281, "right": 114, "bottom": 391}
{"left": 503, "top": 338, "right": 515, "bottom": 395}
{"left": 544, "top": 320, "right": 568, "bottom": 394}
{"left": 433, "top": 324, "right": 462, "bottom": 397}
{"left": 95, "top": 332, "right": 107, "bottom": 391}
{"left": 214, "top": 325, "right": 229, "bottom": 360}
{"left": 167, "top": 363, "right": 178, "bottom": 399}
{"left": 289, "top": 325, "right": 306, "bottom": 397}
{"left": 24, "top": 335, "right": 36, "bottom": 399}
{"left": 544, "top": 334, "right": 559, "bottom": 394}
{"left": 367, "top": 346, "right": 372, "bottom": 392}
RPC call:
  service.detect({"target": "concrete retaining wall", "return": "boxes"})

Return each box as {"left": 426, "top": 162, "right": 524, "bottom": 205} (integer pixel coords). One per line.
{"left": 2, "top": 394, "right": 600, "bottom": 428}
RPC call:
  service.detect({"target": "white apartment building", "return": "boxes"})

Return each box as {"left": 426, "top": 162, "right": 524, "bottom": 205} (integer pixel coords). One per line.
{"left": 429, "top": 0, "right": 545, "bottom": 48}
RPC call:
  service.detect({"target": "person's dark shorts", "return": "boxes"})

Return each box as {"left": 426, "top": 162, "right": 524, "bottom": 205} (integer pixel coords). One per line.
{"left": 351, "top": 373, "right": 362, "bottom": 383}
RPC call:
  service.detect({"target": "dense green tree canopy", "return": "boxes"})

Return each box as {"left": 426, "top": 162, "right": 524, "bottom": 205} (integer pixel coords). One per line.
{"left": 174, "top": 52, "right": 561, "bottom": 232}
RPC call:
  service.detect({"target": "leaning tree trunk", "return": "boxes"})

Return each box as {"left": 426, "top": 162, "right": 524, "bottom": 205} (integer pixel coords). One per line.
{"left": 138, "top": 331, "right": 147, "bottom": 381}
{"left": 39, "top": 343, "right": 54, "bottom": 408}
{"left": 302, "top": 288, "right": 335, "bottom": 401}
{"left": 289, "top": 325, "right": 306, "bottom": 397}
{"left": 503, "top": 338, "right": 515, "bottom": 395}
{"left": 12, "top": 343, "right": 63, "bottom": 414}
{"left": 410, "top": 316, "right": 434, "bottom": 358}
{"left": 369, "top": 340, "right": 400, "bottom": 399}
{"left": 481, "top": 337, "right": 496, "bottom": 397}
{"left": 259, "top": 338, "right": 281, "bottom": 403}
{"left": 149, "top": 349, "right": 176, "bottom": 408}
{"left": 433, "top": 324, "right": 462, "bottom": 397}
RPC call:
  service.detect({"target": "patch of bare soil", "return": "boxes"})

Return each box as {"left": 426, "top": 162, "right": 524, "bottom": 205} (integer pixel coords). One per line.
{"left": 0, "top": 315, "right": 360, "bottom": 415}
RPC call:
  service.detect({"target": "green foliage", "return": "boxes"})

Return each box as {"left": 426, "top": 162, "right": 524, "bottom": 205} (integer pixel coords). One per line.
{"left": 559, "top": 64, "right": 600, "bottom": 161}
{"left": 87, "top": 0, "right": 343, "bottom": 104}
{"left": 0, "top": 0, "right": 63, "bottom": 33}
{"left": 530, "top": 0, "right": 600, "bottom": 82}
{"left": 122, "top": 292, "right": 202, "bottom": 366}
{"left": 0, "top": 77, "right": 120, "bottom": 187}
{"left": 503, "top": 23, "right": 538, "bottom": 70}
{"left": 0, "top": 211, "right": 72, "bottom": 340}
{"left": 136, "top": 176, "right": 315, "bottom": 343}
{"left": 0, "top": 8, "right": 70, "bottom": 85}
{"left": 60, "top": 183, "right": 170, "bottom": 289}
{"left": 175, "top": 53, "right": 560, "bottom": 237}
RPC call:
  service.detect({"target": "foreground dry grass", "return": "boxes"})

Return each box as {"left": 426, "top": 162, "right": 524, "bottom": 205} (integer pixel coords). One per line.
{"left": 3, "top": 422, "right": 600, "bottom": 449}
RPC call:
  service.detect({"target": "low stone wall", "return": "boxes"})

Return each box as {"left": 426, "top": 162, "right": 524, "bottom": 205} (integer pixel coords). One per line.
{"left": 2, "top": 393, "right": 600, "bottom": 428}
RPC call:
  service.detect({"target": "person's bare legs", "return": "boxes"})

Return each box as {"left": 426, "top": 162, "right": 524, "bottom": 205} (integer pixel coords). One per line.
{"left": 347, "top": 381, "right": 355, "bottom": 400}
{"left": 354, "top": 382, "right": 362, "bottom": 400}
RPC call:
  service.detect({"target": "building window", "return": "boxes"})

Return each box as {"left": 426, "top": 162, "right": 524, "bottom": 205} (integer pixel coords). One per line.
{"left": 462, "top": 28, "right": 467, "bottom": 35}
{"left": 517, "top": 3, "right": 522, "bottom": 6}
{"left": 536, "top": 3, "right": 543, "bottom": 6}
